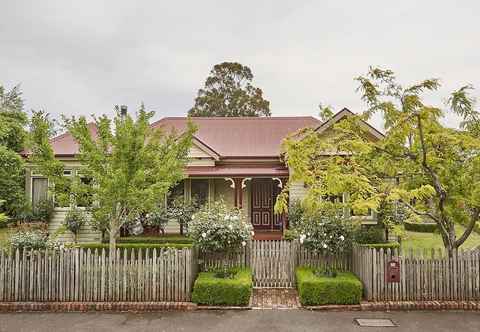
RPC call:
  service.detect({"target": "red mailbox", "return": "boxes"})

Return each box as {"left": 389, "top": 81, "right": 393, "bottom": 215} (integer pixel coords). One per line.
{"left": 386, "top": 260, "right": 400, "bottom": 283}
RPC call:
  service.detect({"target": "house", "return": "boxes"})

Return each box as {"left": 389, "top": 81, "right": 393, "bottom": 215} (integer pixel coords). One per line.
{"left": 22, "top": 108, "right": 384, "bottom": 242}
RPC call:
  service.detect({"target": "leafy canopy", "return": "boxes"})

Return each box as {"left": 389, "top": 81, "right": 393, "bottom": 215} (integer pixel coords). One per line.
{"left": 188, "top": 62, "right": 270, "bottom": 117}
{"left": 277, "top": 67, "right": 480, "bottom": 255}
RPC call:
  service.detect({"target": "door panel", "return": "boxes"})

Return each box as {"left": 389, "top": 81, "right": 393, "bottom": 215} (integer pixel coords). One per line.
{"left": 251, "top": 179, "right": 274, "bottom": 230}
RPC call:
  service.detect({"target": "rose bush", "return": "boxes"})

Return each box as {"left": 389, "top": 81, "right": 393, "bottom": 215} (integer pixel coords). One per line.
{"left": 9, "top": 230, "right": 61, "bottom": 251}
{"left": 189, "top": 200, "right": 253, "bottom": 253}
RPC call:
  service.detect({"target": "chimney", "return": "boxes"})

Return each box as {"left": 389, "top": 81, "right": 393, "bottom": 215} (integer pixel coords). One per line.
{"left": 120, "top": 105, "right": 128, "bottom": 118}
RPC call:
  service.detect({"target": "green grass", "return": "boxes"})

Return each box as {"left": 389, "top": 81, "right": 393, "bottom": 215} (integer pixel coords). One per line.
{"left": 0, "top": 227, "right": 13, "bottom": 247}
{"left": 401, "top": 224, "right": 480, "bottom": 253}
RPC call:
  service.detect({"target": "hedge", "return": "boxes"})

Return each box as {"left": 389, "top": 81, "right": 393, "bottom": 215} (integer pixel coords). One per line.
{"left": 76, "top": 242, "right": 192, "bottom": 250}
{"left": 118, "top": 236, "right": 193, "bottom": 244}
{"left": 404, "top": 221, "right": 437, "bottom": 233}
{"left": 296, "top": 267, "right": 362, "bottom": 305}
{"left": 192, "top": 268, "right": 252, "bottom": 306}
{"left": 359, "top": 242, "right": 400, "bottom": 250}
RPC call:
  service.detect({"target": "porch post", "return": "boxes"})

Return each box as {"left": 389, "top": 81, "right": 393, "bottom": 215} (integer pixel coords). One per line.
{"left": 233, "top": 178, "right": 243, "bottom": 208}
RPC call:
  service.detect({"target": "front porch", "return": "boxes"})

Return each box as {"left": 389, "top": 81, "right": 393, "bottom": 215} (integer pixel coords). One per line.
{"left": 165, "top": 175, "right": 288, "bottom": 237}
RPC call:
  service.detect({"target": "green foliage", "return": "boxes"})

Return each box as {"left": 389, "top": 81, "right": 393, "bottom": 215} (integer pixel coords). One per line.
{"left": 189, "top": 200, "right": 253, "bottom": 253}
{"left": 167, "top": 196, "right": 198, "bottom": 233}
{"left": 0, "top": 145, "right": 26, "bottom": 217}
{"left": 295, "top": 207, "right": 354, "bottom": 255}
{"left": 354, "top": 226, "right": 385, "bottom": 244}
{"left": 404, "top": 221, "right": 437, "bottom": 233}
{"left": 279, "top": 67, "right": 480, "bottom": 255}
{"left": 32, "top": 198, "right": 54, "bottom": 223}
{"left": 0, "top": 211, "right": 8, "bottom": 228}
{"left": 359, "top": 242, "right": 400, "bottom": 249}
{"left": 64, "top": 208, "right": 87, "bottom": 242}
{"left": 283, "top": 229, "right": 298, "bottom": 241}
{"left": 76, "top": 242, "right": 192, "bottom": 250}
{"left": 118, "top": 236, "right": 193, "bottom": 244}
{"left": 0, "top": 85, "right": 28, "bottom": 152}
{"left": 191, "top": 268, "right": 252, "bottom": 306}
{"left": 144, "top": 206, "right": 170, "bottom": 232}
{"left": 318, "top": 103, "right": 334, "bottom": 122}
{"left": 189, "top": 62, "right": 270, "bottom": 117}
{"left": 296, "top": 267, "right": 362, "bottom": 305}
{"left": 287, "top": 199, "right": 305, "bottom": 229}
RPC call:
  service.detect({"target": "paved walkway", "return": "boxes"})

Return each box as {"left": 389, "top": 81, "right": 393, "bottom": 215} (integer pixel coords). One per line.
{"left": 251, "top": 288, "right": 299, "bottom": 309}
{"left": 1, "top": 310, "right": 480, "bottom": 332}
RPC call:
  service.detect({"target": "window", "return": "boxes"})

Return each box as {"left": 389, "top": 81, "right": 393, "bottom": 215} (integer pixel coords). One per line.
{"left": 191, "top": 179, "right": 209, "bottom": 206}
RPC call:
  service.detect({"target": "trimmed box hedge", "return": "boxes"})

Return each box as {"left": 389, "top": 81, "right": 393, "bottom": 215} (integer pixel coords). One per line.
{"left": 192, "top": 268, "right": 252, "bottom": 306}
{"left": 77, "top": 242, "right": 192, "bottom": 250}
{"left": 296, "top": 267, "right": 362, "bottom": 305}
{"left": 404, "top": 221, "right": 437, "bottom": 233}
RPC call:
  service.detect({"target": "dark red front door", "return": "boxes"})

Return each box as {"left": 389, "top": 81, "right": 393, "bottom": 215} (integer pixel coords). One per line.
{"left": 251, "top": 179, "right": 283, "bottom": 230}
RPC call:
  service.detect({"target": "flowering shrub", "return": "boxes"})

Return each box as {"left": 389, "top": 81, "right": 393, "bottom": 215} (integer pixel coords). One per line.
{"left": 189, "top": 200, "right": 253, "bottom": 253}
{"left": 168, "top": 196, "right": 198, "bottom": 234}
{"left": 145, "top": 207, "right": 170, "bottom": 234}
{"left": 64, "top": 208, "right": 87, "bottom": 242}
{"left": 9, "top": 230, "right": 61, "bottom": 251}
{"left": 295, "top": 208, "right": 354, "bottom": 256}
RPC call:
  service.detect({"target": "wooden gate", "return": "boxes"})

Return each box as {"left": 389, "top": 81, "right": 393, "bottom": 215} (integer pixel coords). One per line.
{"left": 251, "top": 240, "right": 297, "bottom": 288}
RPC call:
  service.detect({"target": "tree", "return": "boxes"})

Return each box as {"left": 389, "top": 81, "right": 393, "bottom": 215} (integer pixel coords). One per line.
{"left": 276, "top": 67, "right": 480, "bottom": 257}
{"left": 64, "top": 105, "right": 195, "bottom": 255}
{"left": 188, "top": 62, "right": 271, "bottom": 117}
{"left": 30, "top": 106, "right": 196, "bottom": 255}
{"left": 0, "top": 84, "right": 28, "bottom": 217}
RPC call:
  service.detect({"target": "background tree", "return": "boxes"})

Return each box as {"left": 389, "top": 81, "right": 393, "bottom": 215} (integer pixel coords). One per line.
{"left": 0, "top": 84, "right": 28, "bottom": 217}
{"left": 276, "top": 67, "right": 480, "bottom": 257}
{"left": 188, "top": 62, "right": 271, "bottom": 117}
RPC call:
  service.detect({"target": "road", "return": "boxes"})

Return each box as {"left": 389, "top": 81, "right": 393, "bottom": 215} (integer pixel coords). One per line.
{"left": 1, "top": 309, "right": 479, "bottom": 332}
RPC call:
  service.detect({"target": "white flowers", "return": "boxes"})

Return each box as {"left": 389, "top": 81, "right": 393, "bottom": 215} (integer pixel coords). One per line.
{"left": 201, "top": 232, "right": 207, "bottom": 238}
{"left": 323, "top": 243, "right": 328, "bottom": 249}
{"left": 339, "top": 235, "right": 345, "bottom": 241}
{"left": 251, "top": 231, "right": 255, "bottom": 236}
{"left": 299, "top": 234, "right": 307, "bottom": 244}
{"left": 241, "top": 241, "right": 247, "bottom": 247}
{"left": 228, "top": 224, "right": 233, "bottom": 230}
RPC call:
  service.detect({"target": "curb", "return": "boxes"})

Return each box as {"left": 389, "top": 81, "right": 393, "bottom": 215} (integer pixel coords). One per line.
{"left": 303, "top": 301, "right": 480, "bottom": 312}
{"left": 0, "top": 302, "right": 197, "bottom": 313}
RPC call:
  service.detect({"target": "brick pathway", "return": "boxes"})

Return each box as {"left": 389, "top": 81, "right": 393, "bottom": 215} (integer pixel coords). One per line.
{"left": 251, "top": 288, "right": 300, "bottom": 309}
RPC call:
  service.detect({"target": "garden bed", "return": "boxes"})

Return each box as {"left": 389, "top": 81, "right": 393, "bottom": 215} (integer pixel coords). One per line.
{"left": 192, "top": 268, "right": 252, "bottom": 306}
{"left": 296, "top": 267, "right": 362, "bottom": 306}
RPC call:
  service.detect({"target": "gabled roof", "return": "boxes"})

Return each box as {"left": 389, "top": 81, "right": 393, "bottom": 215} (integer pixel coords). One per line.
{"left": 151, "top": 116, "right": 322, "bottom": 158}
{"left": 23, "top": 111, "right": 383, "bottom": 158}
{"left": 315, "top": 108, "right": 384, "bottom": 140}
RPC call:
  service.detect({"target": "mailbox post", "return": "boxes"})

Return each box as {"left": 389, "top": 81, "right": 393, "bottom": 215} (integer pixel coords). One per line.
{"left": 386, "top": 260, "right": 400, "bottom": 283}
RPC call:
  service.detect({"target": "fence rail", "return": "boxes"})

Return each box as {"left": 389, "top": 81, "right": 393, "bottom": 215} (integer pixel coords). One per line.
{"left": 0, "top": 248, "right": 196, "bottom": 302}
{"left": 353, "top": 246, "right": 480, "bottom": 301}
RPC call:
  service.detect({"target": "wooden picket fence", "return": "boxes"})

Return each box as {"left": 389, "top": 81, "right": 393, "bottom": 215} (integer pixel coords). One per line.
{"left": 0, "top": 248, "right": 197, "bottom": 302}
{"left": 352, "top": 245, "right": 480, "bottom": 301}
{"left": 199, "top": 240, "right": 350, "bottom": 288}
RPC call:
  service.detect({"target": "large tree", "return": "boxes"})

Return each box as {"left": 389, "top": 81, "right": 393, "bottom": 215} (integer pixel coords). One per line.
{"left": 30, "top": 106, "right": 196, "bottom": 254}
{"left": 0, "top": 84, "right": 28, "bottom": 216}
{"left": 276, "top": 68, "right": 480, "bottom": 257}
{"left": 188, "top": 62, "right": 271, "bottom": 117}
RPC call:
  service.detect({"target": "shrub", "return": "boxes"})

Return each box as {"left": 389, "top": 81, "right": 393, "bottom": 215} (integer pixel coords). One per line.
{"left": 118, "top": 236, "right": 193, "bottom": 244}
{"left": 359, "top": 242, "right": 400, "bottom": 250}
{"left": 0, "top": 212, "right": 8, "bottom": 228}
{"left": 295, "top": 207, "right": 354, "bottom": 256}
{"left": 76, "top": 242, "right": 192, "bottom": 250}
{"left": 404, "top": 221, "right": 437, "bottom": 233}
{"left": 192, "top": 268, "right": 252, "bottom": 306}
{"left": 144, "top": 206, "right": 170, "bottom": 234}
{"left": 283, "top": 229, "right": 298, "bottom": 241}
{"left": 0, "top": 146, "right": 26, "bottom": 217}
{"left": 9, "top": 230, "right": 60, "bottom": 251}
{"left": 189, "top": 200, "right": 253, "bottom": 253}
{"left": 288, "top": 199, "right": 305, "bottom": 229}
{"left": 168, "top": 196, "right": 198, "bottom": 234}
{"left": 64, "top": 208, "right": 87, "bottom": 242}
{"left": 296, "top": 267, "right": 362, "bottom": 305}
{"left": 32, "top": 198, "right": 54, "bottom": 223}
{"left": 354, "top": 226, "right": 385, "bottom": 244}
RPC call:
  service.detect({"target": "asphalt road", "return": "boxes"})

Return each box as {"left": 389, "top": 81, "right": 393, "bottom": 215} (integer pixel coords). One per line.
{"left": 1, "top": 310, "right": 480, "bottom": 332}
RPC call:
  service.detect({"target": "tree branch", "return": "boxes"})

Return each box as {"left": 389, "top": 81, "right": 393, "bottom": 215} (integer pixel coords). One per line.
{"left": 399, "top": 200, "right": 439, "bottom": 223}
{"left": 455, "top": 208, "right": 480, "bottom": 248}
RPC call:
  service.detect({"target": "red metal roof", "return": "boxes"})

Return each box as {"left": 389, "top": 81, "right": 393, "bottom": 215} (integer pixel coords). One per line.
{"left": 29, "top": 116, "right": 321, "bottom": 158}
{"left": 186, "top": 165, "right": 289, "bottom": 177}
{"left": 151, "top": 117, "right": 321, "bottom": 158}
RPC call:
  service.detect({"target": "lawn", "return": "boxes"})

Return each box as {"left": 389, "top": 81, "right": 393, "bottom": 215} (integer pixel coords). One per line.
{"left": 401, "top": 224, "right": 480, "bottom": 253}
{"left": 0, "top": 227, "right": 12, "bottom": 247}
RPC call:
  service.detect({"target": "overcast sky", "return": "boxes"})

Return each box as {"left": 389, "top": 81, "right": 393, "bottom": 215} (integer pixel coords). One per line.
{"left": 1, "top": 1, "right": 479, "bottom": 130}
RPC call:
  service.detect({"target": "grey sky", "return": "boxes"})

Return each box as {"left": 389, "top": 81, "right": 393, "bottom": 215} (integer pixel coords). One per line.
{"left": 1, "top": 0, "right": 479, "bottom": 130}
